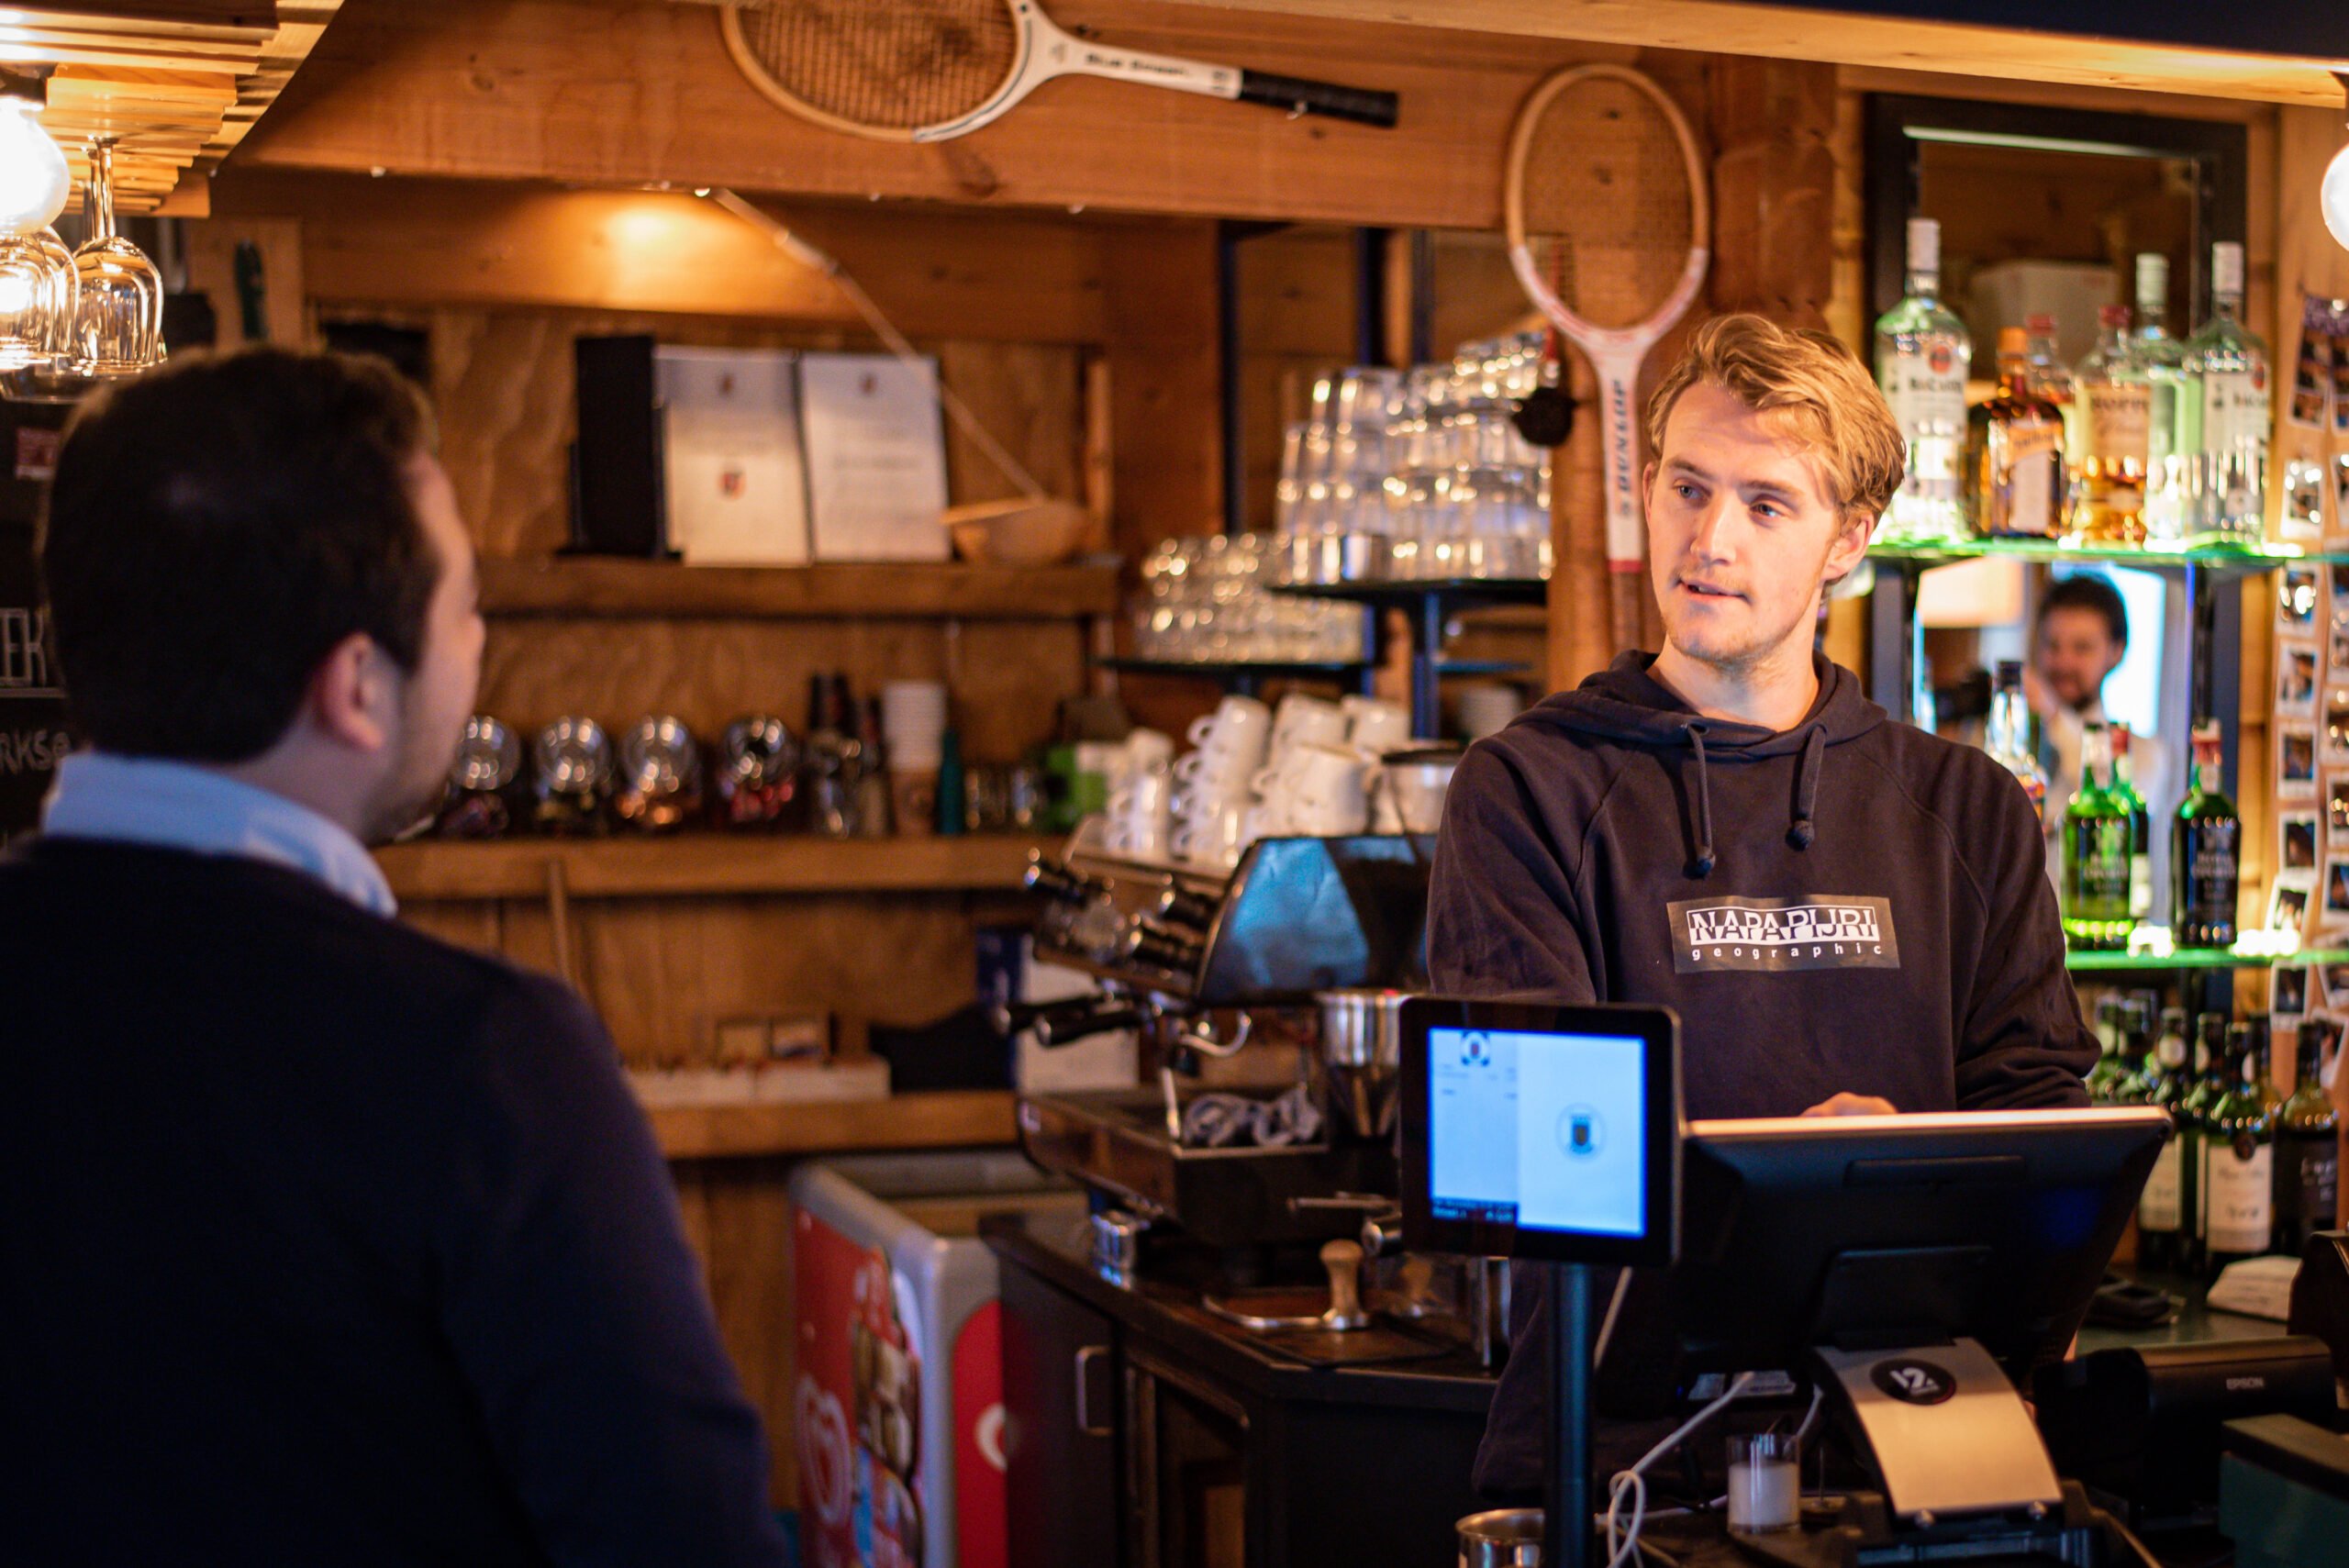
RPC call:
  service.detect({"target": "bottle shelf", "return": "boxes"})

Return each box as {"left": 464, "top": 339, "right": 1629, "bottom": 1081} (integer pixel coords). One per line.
{"left": 1870, "top": 538, "right": 2344, "bottom": 574}
{"left": 2065, "top": 946, "right": 2349, "bottom": 973}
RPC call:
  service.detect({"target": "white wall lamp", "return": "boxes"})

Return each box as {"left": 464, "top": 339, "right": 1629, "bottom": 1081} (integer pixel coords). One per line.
{"left": 2324, "top": 71, "right": 2349, "bottom": 252}
{"left": 0, "top": 67, "right": 69, "bottom": 239}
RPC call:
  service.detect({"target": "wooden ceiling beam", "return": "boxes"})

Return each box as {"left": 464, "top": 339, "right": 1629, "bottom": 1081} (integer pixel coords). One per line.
{"left": 1173, "top": 0, "right": 2349, "bottom": 108}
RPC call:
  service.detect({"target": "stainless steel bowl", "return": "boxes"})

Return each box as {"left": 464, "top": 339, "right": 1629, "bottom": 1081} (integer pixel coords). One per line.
{"left": 1457, "top": 1508, "right": 1542, "bottom": 1567}
{"left": 1315, "top": 987, "right": 1408, "bottom": 1139}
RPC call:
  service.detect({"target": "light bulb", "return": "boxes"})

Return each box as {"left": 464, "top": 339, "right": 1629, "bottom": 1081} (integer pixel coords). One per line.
{"left": 0, "top": 96, "right": 67, "bottom": 237}
{"left": 2326, "top": 141, "right": 2349, "bottom": 253}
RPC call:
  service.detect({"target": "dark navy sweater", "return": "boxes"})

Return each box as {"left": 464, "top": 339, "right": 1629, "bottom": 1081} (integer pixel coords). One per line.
{"left": 0, "top": 840, "right": 790, "bottom": 1565}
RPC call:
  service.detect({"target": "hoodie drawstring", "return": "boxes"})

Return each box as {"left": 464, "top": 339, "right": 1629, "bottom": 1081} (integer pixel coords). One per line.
{"left": 1684, "top": 723, "right": 1716, "bottom": 879}
{"left": 1788, "top": 726, "right": 1825, "bottom": 851}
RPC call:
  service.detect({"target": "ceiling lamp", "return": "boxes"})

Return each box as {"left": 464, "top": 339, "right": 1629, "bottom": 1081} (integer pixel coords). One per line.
{"left": 0, "top": 70, "right": 69, "bottom": 238}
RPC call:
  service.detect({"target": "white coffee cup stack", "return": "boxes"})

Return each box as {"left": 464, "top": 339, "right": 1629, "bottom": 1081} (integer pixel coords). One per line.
{"left": 1104, "top": 728, "right": 1177, "bottom": 859}
{"left": 1168, "top": 696, "right": 1270, "bottom": 870}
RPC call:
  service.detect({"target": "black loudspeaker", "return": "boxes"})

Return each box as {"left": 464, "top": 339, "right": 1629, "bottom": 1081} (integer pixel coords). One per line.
{"left": 571, "top": 334, "right": 672, "bottom": 558}
{"left": 2033, "top": 1335, "right": 2337, "bottom": 1526}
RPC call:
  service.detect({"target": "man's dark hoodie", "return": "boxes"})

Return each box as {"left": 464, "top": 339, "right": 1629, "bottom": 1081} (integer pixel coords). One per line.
{"left": 1428, "top": 650, "right": 2094, "bottom": 1496}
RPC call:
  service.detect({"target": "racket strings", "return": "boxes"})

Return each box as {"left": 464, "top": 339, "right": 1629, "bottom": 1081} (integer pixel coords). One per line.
{"left": 1515, "top": 83, "right": 1699, "bottom": 331}
{"left": 735, "top": 0, "right": 1018, "bottom": 130}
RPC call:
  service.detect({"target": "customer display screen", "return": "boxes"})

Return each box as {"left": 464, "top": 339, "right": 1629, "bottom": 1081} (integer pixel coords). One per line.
{"left": 1428, "top": 1027, "right": 1651, "bottom": 1239}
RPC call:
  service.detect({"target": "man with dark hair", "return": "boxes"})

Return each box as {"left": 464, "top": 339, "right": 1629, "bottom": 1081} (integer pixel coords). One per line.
{"left": 2028, "top": 572, "right": 2165, "bottom": 829}
{"left": 0, "top": 348, "right": 790, "bottom": 1565}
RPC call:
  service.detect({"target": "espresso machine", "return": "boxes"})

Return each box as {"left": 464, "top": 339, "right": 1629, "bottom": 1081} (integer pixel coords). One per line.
{"left": 1000, "top": 821, "right": 1508, "bottom": 1362}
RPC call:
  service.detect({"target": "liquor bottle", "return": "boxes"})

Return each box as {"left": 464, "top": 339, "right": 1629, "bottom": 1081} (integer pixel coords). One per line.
{"left": 2202, "top": 1022, "right": 2277, "bottom": 1281}
{"left": 2276, "top": 1019, "right": 2341, "bottom": 1253}
{"left": 2183, "top": 240, "right": 2271, "bottom": 544}
{"left": 2171, "top": 721, "right": 2241, "bottom": 949}
{"left": 2110, "top": 726, "right": 2154, "bottom": 926}
{"left": 1875, "top": 217, "right": 1972, "bottom": 541}
{"left": 1987, "top": 661, "right": 2049, "bottom": 825}
{"left": 2132, "top": 252, "right": 2198, "bottom": 543}
{"left": 2113, "top": 997, "right": 2154, "bottom": 1104}
{"left": 1965, "top": 326, "right": 2067, "bottom": 539}
{"left": 853, "top": 695, "right": 893, "bottom": 839}
{"left": 804, "top": 673, "right": 860, "bottom": 840}
{"left": 2136, "top": 1006, "right": 2194, "bottom": 1271}
{"left": 2095, "top": 990, "right": 2151, "bottom": 1103}
{"left": 2061, "top": 722, "right": 2132, "bottom": 950}
{"left": 2070, "top": 304, "right": 2150, "bottom": 545}
{"left": 2179, "top": 1012, "right": 2232, "bottom": 1273}
{"left": 2021, "top": 311, "right": 2075, "bottom": 409}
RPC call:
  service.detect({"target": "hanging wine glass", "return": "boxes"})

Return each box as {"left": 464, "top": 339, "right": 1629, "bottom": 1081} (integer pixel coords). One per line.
{"left": 0, "top": 225, "right": 72, "bottom": 372}
{"left": 67, "top": 138, "right": 163, "bottom": 376}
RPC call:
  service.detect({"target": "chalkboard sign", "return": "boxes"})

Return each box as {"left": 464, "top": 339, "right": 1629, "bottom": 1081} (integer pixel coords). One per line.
{"left": 0, "top": 402, "right": 74, "bottom": 842}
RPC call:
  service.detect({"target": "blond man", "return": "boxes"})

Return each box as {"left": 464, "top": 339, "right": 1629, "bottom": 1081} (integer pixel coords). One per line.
{"left": 1426, "top": 315, "right": 2094, "bottom": 1497}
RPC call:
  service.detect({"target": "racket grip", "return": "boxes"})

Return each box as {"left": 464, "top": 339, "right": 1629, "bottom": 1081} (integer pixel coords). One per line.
{"left": 1234, "top": 71, "right": 1398, "bottom": 128}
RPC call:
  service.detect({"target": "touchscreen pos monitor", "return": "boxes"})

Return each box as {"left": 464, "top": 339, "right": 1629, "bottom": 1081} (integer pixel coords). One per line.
{"left": 1397, "top": 998, "right": 1681, "bottom": 1267}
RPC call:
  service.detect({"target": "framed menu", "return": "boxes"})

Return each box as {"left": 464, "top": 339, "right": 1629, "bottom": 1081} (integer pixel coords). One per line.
{"left": 797, "top": 350, "right": 951, "bottom": 562}
{"left": 654, "top": 346, "right": 811, "bottom": 566}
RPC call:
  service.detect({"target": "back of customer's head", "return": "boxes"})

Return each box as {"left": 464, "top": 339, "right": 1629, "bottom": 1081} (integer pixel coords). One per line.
{"left": 40, "top": 346, "right": 441, "bottom": 763}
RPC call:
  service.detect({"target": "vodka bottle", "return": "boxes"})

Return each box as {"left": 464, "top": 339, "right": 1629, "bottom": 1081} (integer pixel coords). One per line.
{"left": 2184, "top": 240, "right": 2271, "bottom": 543}
{"left": 2071, "top": 305, "right": 2149, "bottom": 545}
{"left": 1875, "top": 217, "right": 1971, "bottom": 541}
{"left": 2133, "top": 253, "right": 2197, "bottom": 543}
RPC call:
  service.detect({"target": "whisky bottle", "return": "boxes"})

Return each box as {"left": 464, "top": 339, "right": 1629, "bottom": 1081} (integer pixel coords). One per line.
{"left": 1875, "top": 217, "right": 1972, "bottom": 542}
{"left": 2183, "top": 240, "right": 2271, "bottom": 544}
{"left": 2171, "top": 721, "right": 2241, "bottom": 949}
{"left": 2095, "top": 990, "right": 2151, "bottom": 1103}
{"left": 2133, "top": 252, "right": 2198, "bottom": 543}
{"left": 2110, "top": 726, "right": 2153, "bottom": 925}
{"left": 1987, "top": 661, "right": 2048, "bottom": 824}
{"left": 1965, "top": 326, "right": 2067, "bottom": 539}
{"left": 2178, "top": 1013, "right": 2232, "bottom": 1274}
{"left": 2071, "top": 304, "right": 2150, "bottom": 545}
{"left": 2276, "top": 1019, "right": 2341, "bottom": 1252}
{"left": 2202, "top": 1022, "right": 2277, "bottom": 1280}
{"left": 2135, "top": 1006, "right": 2193, "bottom": 1271}
{"left": 2062, "top": 722, "right": 2132, "bottom": 950}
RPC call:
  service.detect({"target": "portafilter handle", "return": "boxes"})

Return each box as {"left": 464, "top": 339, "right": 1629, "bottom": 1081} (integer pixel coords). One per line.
{"left": 1153, "top": 884, "right": 1219, "bottom": 930}
{"left": 989, "top": 993, "right": 1149, "bottom": 1048}
{"left": 1023, "top": 853, "right": 1109, "bottom": 906}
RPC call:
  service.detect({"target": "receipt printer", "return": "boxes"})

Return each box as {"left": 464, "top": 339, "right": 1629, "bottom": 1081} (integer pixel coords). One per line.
{"left": 2032, "top": 1337, "right": 2337, "bottom": 1525}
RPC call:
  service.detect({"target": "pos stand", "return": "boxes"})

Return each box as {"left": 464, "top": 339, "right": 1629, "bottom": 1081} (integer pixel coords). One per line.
{"left": 1544, "top": 1262, "right": 1596, "bottom": 1568}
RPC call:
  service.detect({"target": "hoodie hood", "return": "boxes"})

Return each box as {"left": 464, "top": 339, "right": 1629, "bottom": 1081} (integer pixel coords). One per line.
{"left": 1505, "top": 651, "right": 1887, "bottom": 877}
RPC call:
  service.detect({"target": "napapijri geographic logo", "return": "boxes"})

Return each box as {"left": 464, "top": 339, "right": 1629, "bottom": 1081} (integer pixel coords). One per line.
{"left": 1665, "top": 895, "right": 1900, "bottom": 973}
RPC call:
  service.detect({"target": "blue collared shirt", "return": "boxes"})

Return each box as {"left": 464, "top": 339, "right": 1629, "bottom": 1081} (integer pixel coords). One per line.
{"left": 41, "top": 751, "right": 397, "bottom": 917}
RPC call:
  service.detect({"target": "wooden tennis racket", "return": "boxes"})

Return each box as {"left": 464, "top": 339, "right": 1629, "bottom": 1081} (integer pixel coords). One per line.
{"left": 720, "top": 0, "right": 1398, "bottom": 143}
{"left": 1504, "top": 65, "right": 1709, "bottom": 647}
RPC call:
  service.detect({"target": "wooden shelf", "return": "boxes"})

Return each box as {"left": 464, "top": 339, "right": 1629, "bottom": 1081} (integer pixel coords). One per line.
{"left": 477, "top": 558, "right": 1122, "bottom": 619}
{"left": 648, "top": 1089, "right": 1018, "bottom": 1160}
{"left": 376, "top": 833, "right": 1052, "bottom": 900}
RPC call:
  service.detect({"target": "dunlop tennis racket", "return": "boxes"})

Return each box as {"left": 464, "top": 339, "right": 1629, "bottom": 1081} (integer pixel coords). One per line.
{"left": 1505, "top": 65, "right": 1709, "bottom": 587}
{"left": 720, "top": 0, "right": 1398, "bottom": 144}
